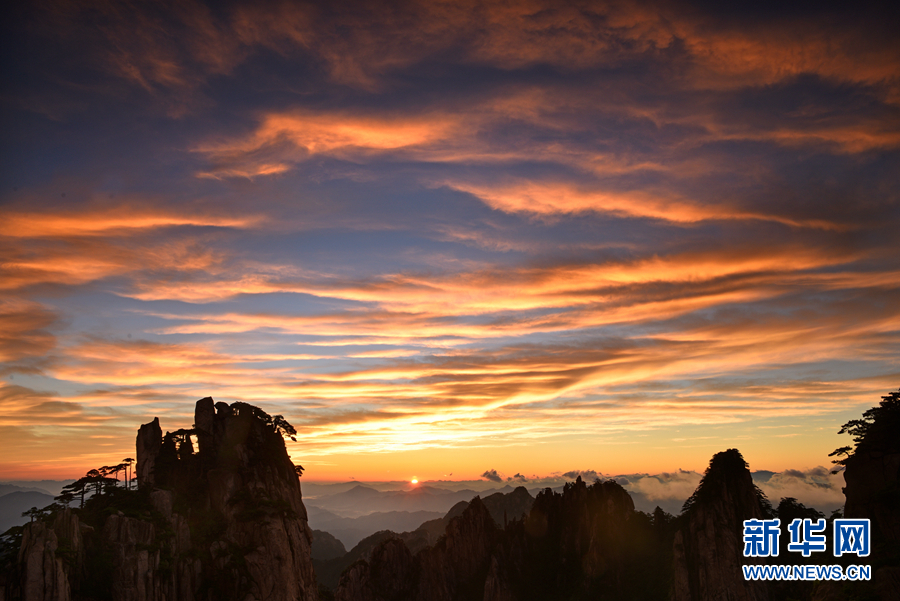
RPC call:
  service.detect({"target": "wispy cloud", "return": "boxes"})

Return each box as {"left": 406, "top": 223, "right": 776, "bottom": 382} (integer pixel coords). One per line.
{"left": 3, "top": 0, "right": 897, "bottom": 480}
{"left": 0, "top": 300, "right": 59, "bottom": 376}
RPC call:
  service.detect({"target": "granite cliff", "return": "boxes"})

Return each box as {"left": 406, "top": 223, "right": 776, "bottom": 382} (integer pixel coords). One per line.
{"left": 334, "top": 496, "right": 498, "bottom": 601}
{"left": 671, "top": 448, "right": 770, "bottom": 601}
{"left": 313, "top": 486, "right": 535, "bottom": 592}
{"left": 5, "top": 389, "right": 899, "bottom": 601}
{"left": 331, "top": 477, "right": 673, "bottom": 601}
{"left": 831, "top": 389, "right": 900, "bottom": 600}
{"left": 1, "top": 398, "right": 318, "bottom": 601}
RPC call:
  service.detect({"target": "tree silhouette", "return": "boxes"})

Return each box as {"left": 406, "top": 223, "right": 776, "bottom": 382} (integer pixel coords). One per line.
{"left": 163, "top": 428, "right": 196, "bottom": 461}
{"left": 122, "top": 457, "right": 135, "bottom": 490}
{"left": 79, "top": 468, "right": 118, "bottom": 499}
{"left": 828, "top": 445, "right": 852, "bottom": 464}
{"left": 274, "top": 415, "right": 297, "bottom": 442}
{"left": 86, "top": 469, "right": 103, "bottom": 495}
{"left": 830, "top": 389, "right": 900, "bottom": 464}
{"left": 102, "top": 464, "right": 120, "bottom": 488}
{"left": 54, "top": 490, "right": 76, "bottom": 508}
{"left": 22, "top": 506, "right": 44, "bottom": 523}
{"left": 231, "top": 402, "right": 298, "bottom": 441}
{"left": 60, "top": 477, "right": 90, "bottom": 508}
{"left": 110, "top": 462, "right": 129, "bottom": 488}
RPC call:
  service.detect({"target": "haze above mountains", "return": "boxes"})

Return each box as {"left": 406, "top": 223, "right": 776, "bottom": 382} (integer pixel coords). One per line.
{"left": 299, "top": 466, "right": 845, "bottom": 545}
{"left": 2, "top": 467, "right": 844, "bottom": 550}
{"left": 3, "top": 393, "right": 897, "bottom": 601}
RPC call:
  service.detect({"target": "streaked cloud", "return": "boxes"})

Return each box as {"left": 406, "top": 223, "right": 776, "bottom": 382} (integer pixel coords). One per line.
{"left": 0, "top": 301, "right": 59, "bottom": 376}
{"left": 0, "top": 206, "right": 261, "bottom": 238}
{"left": 2, "top": 0, "right": 897, "bottom": 481}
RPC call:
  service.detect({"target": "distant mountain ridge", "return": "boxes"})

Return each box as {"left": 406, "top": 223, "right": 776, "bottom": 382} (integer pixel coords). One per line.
{"left": 0, "top": 484, "right": 53, "bottom": 497}
{"left": 4, "top": 390, "right": 899, "bottom": 601}
{"left": 312, "top": 486, "right": 536, "bottom": 590}
{"left": 0, "top": 482, "right": 73, "bottom": 497}
{"left": 0, "top": 491, "right": 56, "bottom": 532}
{"left": 332, "top": 478, "right": 660, "bottom": 600}
{"left": 445, "top": 486, "right": 534, "bottom": 526}
{"left": 306, "top": 505, "right": 444, "bottom": 549}
{"left": 306, "top": 484, "right": 482, "bottom": 517}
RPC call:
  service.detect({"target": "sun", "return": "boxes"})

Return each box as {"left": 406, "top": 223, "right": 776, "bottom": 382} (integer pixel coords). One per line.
{"left": 411, "top": 478, "right": 418, "bottom": 484}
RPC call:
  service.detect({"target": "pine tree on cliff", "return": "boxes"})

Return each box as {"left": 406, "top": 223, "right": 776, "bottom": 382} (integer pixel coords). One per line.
{"left": 829, "top": 388, "right": 900, "bottom": 465}
{"left": 54, "top": 490, "right": 76, "bottom": 508}
{"left": 21, "top": 507, "right": 44, "bottom": 523}
{"left": 4, "top": 398, "right": 319, "bottom": 601}
{"left": 60, "top": 476, "right": 89, "bottom": 508}
{"left": 828, "top": 388, "right": 900, "bottom": 601}
{"left": 122, "top": 457, "right": 134, "bottom": 490}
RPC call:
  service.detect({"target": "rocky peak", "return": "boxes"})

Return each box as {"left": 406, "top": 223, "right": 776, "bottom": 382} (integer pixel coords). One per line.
{"left": 13, "top": 510, "right": 82, "bottom": 601}
{"left": 136, "top": 417, "right": 162, "bottom": 489}
{"left": 445, "top": 486, "right": 534, "bottom": 530}
{"left": 333, "top": 496, "right": 499, "bottom": 601}
{"left": 840, "top": 390, "right": 900, "bottom": 545}
{"left": 835, "top": 389, "right": 900, "bottom": 599}
{"left": 672, "top": 448, "right": 770, "bottom": 601}
{"left": 435, "top": 496, "right": 497, "bottom": 587}
{"left": 498, "top": 476, "right": 650, "bottom": 599}
{"left": 4, "top": 397, "right": 318, "bottom": 601}
{"left": 334, "top": 537, "right": 416, "bottom": 601}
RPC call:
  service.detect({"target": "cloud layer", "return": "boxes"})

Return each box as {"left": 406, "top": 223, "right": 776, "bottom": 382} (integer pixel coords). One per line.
{"left": 1, "top": 0, "right": 898, "bottom": 480}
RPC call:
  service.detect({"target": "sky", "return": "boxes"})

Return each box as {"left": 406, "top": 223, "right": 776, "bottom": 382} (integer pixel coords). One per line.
{"left": 1, "top": 0, "right": 898, "bottom": 486}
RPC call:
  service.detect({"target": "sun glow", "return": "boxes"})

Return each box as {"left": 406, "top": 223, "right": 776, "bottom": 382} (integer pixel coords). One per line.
{"left": 411, "top": 478, "right": 418, "bottom": 484}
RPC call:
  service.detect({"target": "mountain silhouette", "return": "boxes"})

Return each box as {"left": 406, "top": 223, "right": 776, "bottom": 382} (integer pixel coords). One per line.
{"left": 4, "top": 390, "right": 900, "bottom": 601}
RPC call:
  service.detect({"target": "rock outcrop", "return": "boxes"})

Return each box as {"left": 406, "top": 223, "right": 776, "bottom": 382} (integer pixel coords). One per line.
{"left": 334, "top": 497, "right": 497, "bottom": 601}
{"left": 335, "top": 537, "right": 417, "bottom": 601}
{"left": 136, "top": 417, "right": 162, "bottom": 489}
{"left": 315, "top": 487, "right": 534, "bottom": 592}
{"left": 4, "top": 398, "right": 318, "bottom": 601}
{"left": 494, "top": 476, "right": 668, "bottom": 600}
{"left": 442, "top": 486, "right": 534, "bottom": 530}
{"left": 14, "top": 510, "right": 83, "bottom": 601}
{"left": 843, "top": 449, "right": 900, "bottom": 544}
{"left": 839, "top": 390, "right": 900, "bottom": 601}
{"left": 332, "top": 477, "right": 670, "bottom": 600}
{"left": 311, "top": 530, "right": 347, "bottom": 561}
{"left": 671, "top": 448, "right": 769, "bottom": 601}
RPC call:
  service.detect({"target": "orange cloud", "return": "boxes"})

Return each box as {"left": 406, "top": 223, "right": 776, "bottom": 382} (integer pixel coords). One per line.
{"left": 195, "top": 163, "right": 292, "bottom": 180}
{"left": 0, "top": 300, "right": 58, "bottom": 375}
{"left": 192, "top": 80, "right": 896, "bottom": 222}
{"left": 194, "top": 110, "right": 464, "bottom": 178}
{"left": 0, "top": 203, "right": 266, "bottom": 294}
{"left": 677, "top": 16, "right": 900, "bottom": 96}
{"left": 50, "top": 0, "right": 899, "bottom": 104}
{"left": 445, "top": 180, "right": 859, "bottom": 228}
{"left": 0, "top": 206, "right": 261, "bottom": 238}
{"left": 6, "top": 0, "right": 899, "bottom": 482}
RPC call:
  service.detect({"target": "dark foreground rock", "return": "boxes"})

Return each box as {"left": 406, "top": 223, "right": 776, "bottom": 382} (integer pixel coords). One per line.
{"left": 1, "top": 398, "right": 318, "bottom": 601}
{"left": 312, "top": 530, "right": 347, "bottom": 561}
{"left": 829, "top": 390, "right": 900, "bottom": 601}
{"left": 671, "top": 448, "right": 770, "bottom": 601}
{"left": 332, "top": 477, "right": 673, "bottom": 601}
